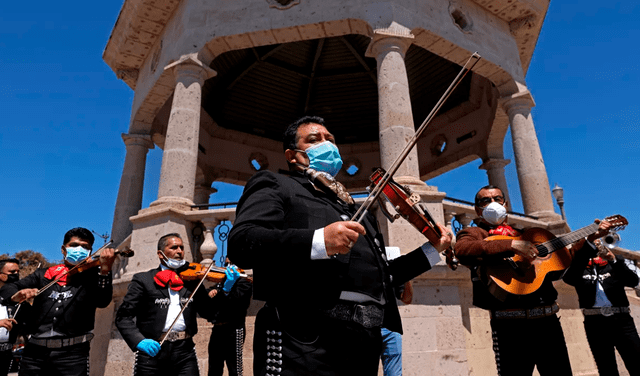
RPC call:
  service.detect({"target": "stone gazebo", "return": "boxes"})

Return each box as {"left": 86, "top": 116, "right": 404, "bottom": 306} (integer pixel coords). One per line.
{"left": 96, "top": 0, "right": 640, "bottom": 375}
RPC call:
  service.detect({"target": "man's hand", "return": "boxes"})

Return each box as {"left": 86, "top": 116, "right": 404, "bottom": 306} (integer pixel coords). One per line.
{"left": 586, "top": 219, "right": 613, "bottom": 243}
{"left": 222, "top": 266, "right": 241, "bottom": 293}
{"left": 136, "top": 339, "right": 161, "bottom": 357}
{"left": 0, "top": 318, "right": 17, "bottom": 331}
{"left": 99, "top": 247, "right": 116, "bottom": 274}
{"left": 430, "top": 223, "right": 454, "bottom": 253}
{"left": 511, "top": 240, "right": 538, "bottom": 263}
{"left": 324, "top": 221, "right": 366, "bottom": 256}
{"left": 208, "top": 288, "right": 219, "bottom": 299}
{"left": 11, "top": 288, "right": 38, "bottom": 304}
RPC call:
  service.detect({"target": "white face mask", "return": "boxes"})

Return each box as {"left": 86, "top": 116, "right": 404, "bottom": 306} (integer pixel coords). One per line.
{"left": 482, "top": 202, "right": 507, "bottom": 225}
{"left": 160, "top": 251, "right": 187, "bottom": 269}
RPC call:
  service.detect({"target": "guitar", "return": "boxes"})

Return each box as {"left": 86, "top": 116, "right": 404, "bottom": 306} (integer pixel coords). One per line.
{"left": 483, "top": 215, "right": 628, "bottom": 301}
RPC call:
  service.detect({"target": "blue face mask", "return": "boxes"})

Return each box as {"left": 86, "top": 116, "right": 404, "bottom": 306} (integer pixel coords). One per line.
{"left": 65, "top": 246, "right": 90, "bottom": 264}
{"left": 302, "top": 141, "right": 343, "bottom": 177}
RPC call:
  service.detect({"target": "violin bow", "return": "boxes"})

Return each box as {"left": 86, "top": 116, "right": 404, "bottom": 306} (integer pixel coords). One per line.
{"left": 159, "top": 260, "right": 219, "bottom": 345}
{"left": 351, "top": 52, "right": 481, "bottom": 223}
{"left": 10, "top": 240, "right": 114, "bottom": 318}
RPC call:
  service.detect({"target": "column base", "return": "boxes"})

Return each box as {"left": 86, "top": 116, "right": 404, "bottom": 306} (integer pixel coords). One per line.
{"left": 528, "top": 210, "right": 562, "bottom": 223}
{"left": 150, "top": 196, "right": 195, "bottom": 208}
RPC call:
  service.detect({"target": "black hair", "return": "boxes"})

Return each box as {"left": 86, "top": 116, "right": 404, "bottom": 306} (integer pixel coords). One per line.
{"left": 282, "top": 115, "right": 325, "bottom": 152}
{"left": 158, "top": 233, "right": 182, "bottom": 251}
{"left": 0, "top": 259, "right": 19, "bottom": 273}
{"left": 63, "top": 227, "right": 95, "bottom": 247}
{"left": 474, "top": 185, "right": 504, "bottom": 206}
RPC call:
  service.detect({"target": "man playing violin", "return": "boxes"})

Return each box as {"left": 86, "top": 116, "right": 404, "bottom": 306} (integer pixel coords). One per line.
{"left": 228, "top": 116, "right": 453, "bottom": 376}
{"left": 0, "top": 227, "right": 116, "bottom": 376}
{"left": 455, "top": 186, "right": 613, "bottom": 376}
{"left": 116, "top": 233, "right": 221, "bottom": 376}
{"left": 0, "top": 258, "right": 21, "bottom": 376}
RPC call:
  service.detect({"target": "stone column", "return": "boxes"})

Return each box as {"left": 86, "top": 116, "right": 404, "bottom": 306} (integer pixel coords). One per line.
{"left": 366, "top": 31, "right": 422, "bottom": 187}
{"left": 152, "top": 56, "right": 216, "bottom": 207}
{"left": 479, "top": 158, "right": 512, "bottom": 210}
{"left": 366, "top": 30, "right": 445, "bottom": 253}
{"left": 501, "top": 91, "right": 558, "bottom": 221}
{"left": 111, "top": 133, "right": 154, "bottom": 244}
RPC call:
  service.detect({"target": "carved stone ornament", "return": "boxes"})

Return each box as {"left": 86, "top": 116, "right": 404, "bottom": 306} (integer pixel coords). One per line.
{"left": 266, "top": 0, "right": 300, "bottom": 10}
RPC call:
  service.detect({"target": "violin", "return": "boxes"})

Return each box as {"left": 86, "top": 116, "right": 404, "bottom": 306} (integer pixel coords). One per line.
{"left": 161, "top": 261, "right": 249, "bottom": 345}
{"left": 67, "top": 247, "right": 135, "bottom": 276}
{"left": 179, "top": 263, "right": 249, "bottom": 283}
{"left": 369, "top": 168, "right": 458, "bottom": 270}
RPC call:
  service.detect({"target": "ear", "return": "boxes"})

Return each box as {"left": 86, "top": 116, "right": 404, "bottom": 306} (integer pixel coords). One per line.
{"left": 284, "top": 149, "right": 297, "bottom": 164}
{"left": 61, "top": 245, "right": 67, "bottom": 258}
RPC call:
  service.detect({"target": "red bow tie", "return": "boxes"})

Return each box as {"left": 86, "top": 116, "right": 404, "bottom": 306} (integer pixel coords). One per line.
{"left": 588, "top": 257, "right": 608, "bottom": 268}
{"left": 44, "top": 265, "right": 69, "bottom": 286}
{"left": 154, "top": 270, "right": 184, "bottom": 291}
{"left": 489, "top": 224, "right": 519, "bottom": 237}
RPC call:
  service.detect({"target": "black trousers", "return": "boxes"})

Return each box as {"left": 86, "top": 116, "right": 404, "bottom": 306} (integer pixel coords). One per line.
{"left": 584, "top": 313, "right": 640, "bottom": 376}
{"left": 19, "top": 342, "right": 90, "bottom": 376}
{"left": 253, "top": 305, "right": 381, "bottom": 376}
{"left": 0, "top": 349, "right": 12, "bottom": 376}
{"left": 134, "top": 337, "right": 199, "bottom": 376}
{"left": 208, "top": 324, "right": 245, "bottom": 376}
{"left": 490, "top": 314, "right": 572, "bottom": 376}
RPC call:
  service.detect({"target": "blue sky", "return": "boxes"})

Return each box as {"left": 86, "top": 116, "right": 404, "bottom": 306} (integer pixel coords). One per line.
{"left": 1, "top": 1, "right": 639, "bottom": 262}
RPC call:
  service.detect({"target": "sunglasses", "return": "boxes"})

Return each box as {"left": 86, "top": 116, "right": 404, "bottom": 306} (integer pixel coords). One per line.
{"left": 476, "top": 195, "right": 505, "bottom": 207}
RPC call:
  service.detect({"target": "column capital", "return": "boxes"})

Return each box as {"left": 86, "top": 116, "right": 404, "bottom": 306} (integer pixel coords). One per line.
{"left": 500, "top": 90, "right": 535, "bottom": 115}
{"left": 164, "top": 55, "right": 217, "bottom": 85}
{"left": 121, "top": 133, "right": 154, "bottom": 150}
{"left": 365, "top": 26, "right": 415, "bottom": 59}
{"left": 479, "top": 158, "right": 510, "bottom": 171}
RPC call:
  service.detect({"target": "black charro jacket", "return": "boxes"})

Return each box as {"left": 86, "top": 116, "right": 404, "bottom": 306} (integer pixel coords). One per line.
{"left": 563, "top": 253, "right": 639, "bottom": 308}
{"left": 115, "top": 266, "right": 215, "bottom": 351}
{"left": 0, "top": 266, "right": 112, "bottom": 337}
{"left": 228, "top": 170, "right": 437, "bottom": 333}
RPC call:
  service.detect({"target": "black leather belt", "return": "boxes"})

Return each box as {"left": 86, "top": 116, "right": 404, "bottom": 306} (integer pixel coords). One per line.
{"left": 583, "top": 306, "right": 630, "bottom": 317}
{"left": 323, "top": 301, "right": 384, "bottom": 329}
{"left": 491, "top": 303, "right": 559, "bottom": 320}
{"left": 29, "top": 333, "right": 94, "bottom": 348}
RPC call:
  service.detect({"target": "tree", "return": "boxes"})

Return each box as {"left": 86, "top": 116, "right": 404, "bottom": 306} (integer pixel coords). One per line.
{"left": 0, "top": 250, "right": 56, "bottom": 278}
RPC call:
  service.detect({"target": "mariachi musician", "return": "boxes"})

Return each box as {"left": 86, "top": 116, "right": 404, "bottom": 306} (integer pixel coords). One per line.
{"left": 455, "top": 185, "right": 613, "bottom": 376}
{"left": 0, "top": 227, "right": 116, "bottom": 376}
{"left": 115, "top": 232, "right": 225, "bottom": 376}
{"left": 228, "top": 116, "right": 453, "bottom": 376}
{"left": 563, "top": 238, "right": 640, "bottom": 375}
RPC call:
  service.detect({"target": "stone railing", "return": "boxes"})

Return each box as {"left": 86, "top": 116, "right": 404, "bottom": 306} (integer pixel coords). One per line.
{"left": 114, "top": 197, "right": 637, "bottom": 281}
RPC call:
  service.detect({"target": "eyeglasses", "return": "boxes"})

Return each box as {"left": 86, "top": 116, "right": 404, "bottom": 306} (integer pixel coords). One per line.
{"left": 476, "top": 195, "right": 505, "bottom": 207}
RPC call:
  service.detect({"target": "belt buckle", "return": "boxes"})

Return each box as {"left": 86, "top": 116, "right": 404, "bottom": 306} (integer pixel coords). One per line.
{"left": 165, "top": 331, "right": 181, "bottom": 342}
{"left": 600, "top": 307, "right": 614, "bottom": 317}
{"left": 352, "top": 304, "right": 382, "bottom": 329}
